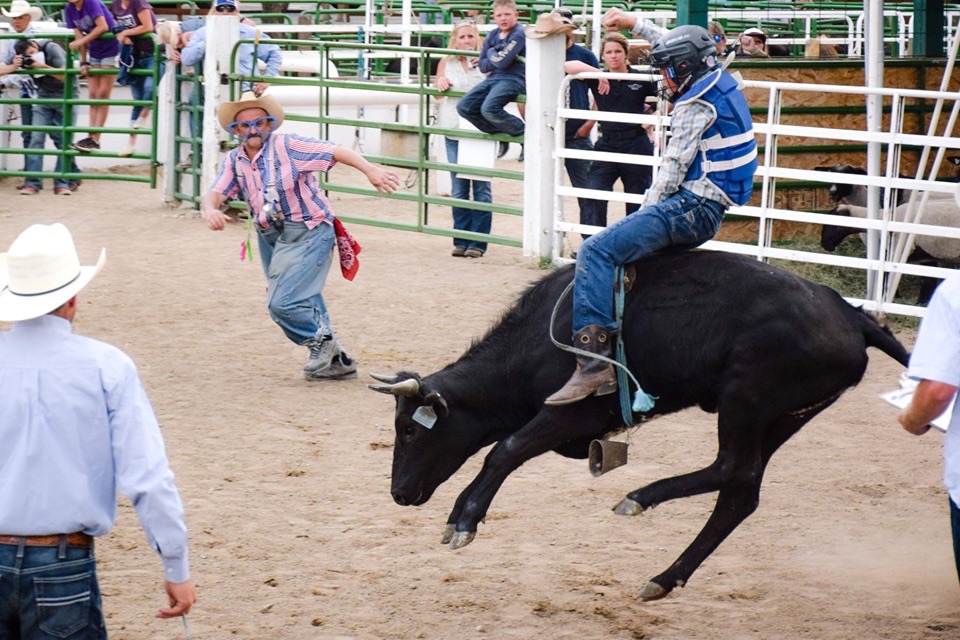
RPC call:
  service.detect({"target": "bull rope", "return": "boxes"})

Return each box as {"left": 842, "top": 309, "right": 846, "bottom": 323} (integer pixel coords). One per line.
{"left": 548, "top": 266, "right": 657, "bottom": 425}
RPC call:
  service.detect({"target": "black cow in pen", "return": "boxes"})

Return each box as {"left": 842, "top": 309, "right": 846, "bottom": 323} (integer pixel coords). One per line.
{"left": 370, "top": 251, "right": 909, "bottom": 601}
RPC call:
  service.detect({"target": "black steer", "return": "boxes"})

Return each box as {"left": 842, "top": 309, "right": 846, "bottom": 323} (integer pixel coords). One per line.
{"left": 370, "top": 250, "right": 909, "bottom": 601}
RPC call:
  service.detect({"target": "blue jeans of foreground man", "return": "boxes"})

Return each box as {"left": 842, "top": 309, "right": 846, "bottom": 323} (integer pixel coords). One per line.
{"left": 25, "top": 104, "right": 83, "bottom": 191}
{"left": 456, "top": 77, "right": 525, "bottom": 136}
{"left": 573, "top": 188, "right": 725, "bottom": 332}
{"left": 256, "top": 220, "right": 336, "bottom": 344}
{"left": 445, "top": 137, "right": 492, "bottom": 253}
{"left": 0, "top": 543, "right": 106, "bottom": 639}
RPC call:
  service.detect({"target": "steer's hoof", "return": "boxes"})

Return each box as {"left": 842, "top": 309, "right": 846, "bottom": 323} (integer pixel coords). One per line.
{"left": 639, "top": 580, "right": 669, "bottom": 601}
{"left": 449, "top": 530, "right": 475, "bottom": 549}
{"left": 441, "top": 524, "right": 456, "bottom": 544}
{"left": 613, "top": 498, "right": 644, "bottom": 516}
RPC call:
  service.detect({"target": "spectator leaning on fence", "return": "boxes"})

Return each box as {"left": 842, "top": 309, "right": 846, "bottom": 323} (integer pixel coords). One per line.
{"left": 65, "top": 0, "right": 120, "bottom": 153}
{"left": 433, "top": 20, "right": 491, "bottom": 259}
{"left": 562, "top": 31, "right": 656, "bottom": 233}
{"left": 6, "top": 37, "right": 83, "bottom": 195}
{"left": 111, "top": 0, "right": 159, "bottom": 157}
{"left": 179, "top": 0, "right": 282, "bottom": 98}
{"left": 0, "top": 0, "right": 41, "bottom": 176}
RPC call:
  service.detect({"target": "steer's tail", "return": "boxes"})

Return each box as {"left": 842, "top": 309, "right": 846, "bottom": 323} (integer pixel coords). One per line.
{"left": 856, "top": 308, "right": 910, "bottom": 366}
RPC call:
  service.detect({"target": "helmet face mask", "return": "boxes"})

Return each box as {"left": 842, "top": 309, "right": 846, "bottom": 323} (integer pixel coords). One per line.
{"left": 650, "top": 25, "right": 717, "bottom": 102}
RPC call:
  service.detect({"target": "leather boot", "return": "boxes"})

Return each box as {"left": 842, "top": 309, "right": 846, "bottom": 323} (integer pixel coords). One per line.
{"left": 544, "top": 326, "right": 618, "bottom": 406}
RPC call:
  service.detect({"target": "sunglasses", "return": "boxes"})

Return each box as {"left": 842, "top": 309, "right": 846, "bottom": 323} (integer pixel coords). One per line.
{"left": 713, "top": 34, "right": 723, "bottom": 43}
{"left": 215, "top": 3, "right": 237, "bottom": 11}
{"left": 227, "top": 115, "right": 276, "bottom": 138}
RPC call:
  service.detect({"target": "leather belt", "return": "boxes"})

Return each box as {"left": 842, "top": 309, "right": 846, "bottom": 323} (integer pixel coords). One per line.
{"left": 601, "top": 128, "right": 644, "bottom": 141}
{"left": 0, "top": 533, "right": 94, "bottom": 548}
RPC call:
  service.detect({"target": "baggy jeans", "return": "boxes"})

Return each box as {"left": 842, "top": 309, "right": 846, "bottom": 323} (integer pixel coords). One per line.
{"left": 256, "top": 220, "right": 336, "bottom": 344}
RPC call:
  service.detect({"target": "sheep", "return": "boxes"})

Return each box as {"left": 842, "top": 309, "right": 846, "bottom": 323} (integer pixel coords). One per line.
{"left": 820, "top": 201, "right": 960, "bottom": 303}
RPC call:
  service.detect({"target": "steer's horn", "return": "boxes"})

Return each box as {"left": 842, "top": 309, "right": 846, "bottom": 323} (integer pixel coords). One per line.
{"left": 369, "top": 372, "right": 401, "bottom": 384}
{"left": 368, "top": 377, "right": 421, "bottom": 397}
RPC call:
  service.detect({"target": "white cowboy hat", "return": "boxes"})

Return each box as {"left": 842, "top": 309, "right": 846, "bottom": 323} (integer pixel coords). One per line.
{"left": 217, "top": 91, "right": 285, "bottom": 131}
{"left": 2, "top": 0, "right": 42, "bottom": 20}
{"left": 525, "top": 11, "right": 575, "bottom": 39}
{"left": 0, "top": 223, "right": 106, "bottom": 322}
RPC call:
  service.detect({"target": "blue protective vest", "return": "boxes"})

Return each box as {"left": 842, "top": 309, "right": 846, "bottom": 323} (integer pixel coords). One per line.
{"left": 675, "top": 69, "right": 757, "bottom": 206}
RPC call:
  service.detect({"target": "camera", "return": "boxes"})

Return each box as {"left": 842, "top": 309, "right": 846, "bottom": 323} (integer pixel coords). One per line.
{"left": 20, "top": 55, "right": 32, "bottom": 68}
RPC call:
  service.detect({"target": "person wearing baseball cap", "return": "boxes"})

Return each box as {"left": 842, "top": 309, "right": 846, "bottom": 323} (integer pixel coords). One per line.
{"left": 0, "top": 223, "right": 196, "bottom": 636}
{"left": 737, "top": 27, "right": 769, "bottom": 58}
{"left": 202, "top": 91, "right": 401, "bottom": 381}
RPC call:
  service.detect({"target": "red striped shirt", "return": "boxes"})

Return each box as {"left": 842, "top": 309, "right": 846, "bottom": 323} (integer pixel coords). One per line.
{"left": 211, "top": 133, "right": 339, "bottom": 230}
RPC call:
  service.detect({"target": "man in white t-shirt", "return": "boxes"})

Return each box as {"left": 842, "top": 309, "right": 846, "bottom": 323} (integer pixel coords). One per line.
{"left": 899, "top": 270, "right": 960, "bottom": 584}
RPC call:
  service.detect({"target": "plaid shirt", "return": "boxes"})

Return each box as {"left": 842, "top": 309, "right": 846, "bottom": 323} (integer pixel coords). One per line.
{"left": 212, "top": 133, "right": 338, "bottom": 230}
{"left": 634, "top": 18, "right": 732, "bottom": 207}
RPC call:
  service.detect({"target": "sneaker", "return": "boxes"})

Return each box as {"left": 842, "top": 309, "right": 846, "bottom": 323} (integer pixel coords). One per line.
{"left": 68, "top": 180, "right": 82, "bottom": 192}
{"left": 177, "top": 154, "right": 194, "bottom": 168}
{"left": 54, "top": 186, "right": 71, "bottom": 196}
{"left": 497, "top": 141, "right": 509, "bottom": 159}
{"left": 19, "top": 185, "right": 39, "bottom": 195}
{"left": 451, "top": 247, "right": 466, "bottom": 257}
{"left": 118, "top": 144, "right": 136, "bottom": 158}
{"left": 71, "top": 137, "right": 99, "bottom": 153}
{"left": 303, "top": 335, "right": 339, "bottom": 373}
{"left": 305, "top": 350, "right": 358, "bottom": 381}
{"left": 464, "top": 248, "right": 484, "bottom": 258}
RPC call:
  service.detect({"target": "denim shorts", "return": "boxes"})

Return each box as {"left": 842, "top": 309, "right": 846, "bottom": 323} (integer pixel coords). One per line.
{"left": 88, "top": 56, "right": 117, "bottom": 67}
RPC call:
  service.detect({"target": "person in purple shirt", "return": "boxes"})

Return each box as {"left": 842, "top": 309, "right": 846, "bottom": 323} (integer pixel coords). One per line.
{"left": 112, "top": 0, "right": 158, "bottom": 156}
{"left": 65, "top": 0, "right": 119, "bottom": 152}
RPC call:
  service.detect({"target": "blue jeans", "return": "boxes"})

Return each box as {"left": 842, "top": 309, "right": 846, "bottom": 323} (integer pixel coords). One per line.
{"left": 0, "top": 542, "right": 105, "bottom": 639}
{"left": 25, "top": 103, "right": 82, "bottom": 191}
{"left": 127, "top": 54, "right": 161, "bottom": 121}
{"left": 445, "top": 137, "right": 492, "bottom": 252}
{"left": 19, "top": 101, "right": 32, "bottom": 151}
{"left": 573, "top": 188, "right": 726, "bottom": 332}
{"left": 456, "top": 77, "right": 525, "bottom": 136}
{"left": 564, "top": 135, "right": 593, "bottom": 229}
{"left": 256, "top": 220, "right": 336, "bottom": 345}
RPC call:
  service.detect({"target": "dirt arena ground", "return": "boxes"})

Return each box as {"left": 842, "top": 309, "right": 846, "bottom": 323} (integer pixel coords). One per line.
{"left": 2, "top": 172, "right": 959, "bottom": 640}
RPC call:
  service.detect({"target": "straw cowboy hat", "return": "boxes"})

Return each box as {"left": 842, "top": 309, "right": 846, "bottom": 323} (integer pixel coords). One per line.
{"left": 525, "top": 11, "right": 576, "bottom": 39}
{"left": 0, "top": 223, "right": 106, "bottom": 322}
{"left": 2, "top": 0, "right": 42, "bottom": 20}
{"left": 217, "top": 91, "right": 285, "bottom": 131}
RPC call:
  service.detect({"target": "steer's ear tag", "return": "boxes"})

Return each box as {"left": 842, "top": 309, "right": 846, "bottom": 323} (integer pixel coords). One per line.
{"left": 412, "top": 405, "right": 438, "bottom": 429}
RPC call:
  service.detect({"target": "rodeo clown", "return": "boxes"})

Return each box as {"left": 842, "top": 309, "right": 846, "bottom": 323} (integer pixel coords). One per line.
{"left": 201, "top": 92, "right": 401, "bottom": 380}
{"left": 546, "top": 13, "right": 758, "bottom": 405}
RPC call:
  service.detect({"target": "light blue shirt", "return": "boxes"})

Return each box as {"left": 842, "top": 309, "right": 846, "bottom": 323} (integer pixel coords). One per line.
{"left": 908, "top": 271, "right": 960, "bottom": 505}
{"left": 0, "top": 315, "right": 190, "bottom": 583}
{"left": 180, "top": 23, "right": 283, "bottom": 89}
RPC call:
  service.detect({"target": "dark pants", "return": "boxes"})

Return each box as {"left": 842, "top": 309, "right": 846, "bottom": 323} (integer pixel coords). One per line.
{"left": 951, "top": 497, "right": 960, "bottom": 584}
{"left": 581, "top": 132, "right": 653, "bottom": 229}
{"left": 0, "top": 541, "right": 106, "bottom": 639}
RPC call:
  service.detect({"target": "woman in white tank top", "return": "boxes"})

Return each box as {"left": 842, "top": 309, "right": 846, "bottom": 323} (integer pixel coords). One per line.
{"left": 433, "top": 21, "right": 492, "bottom": 258}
